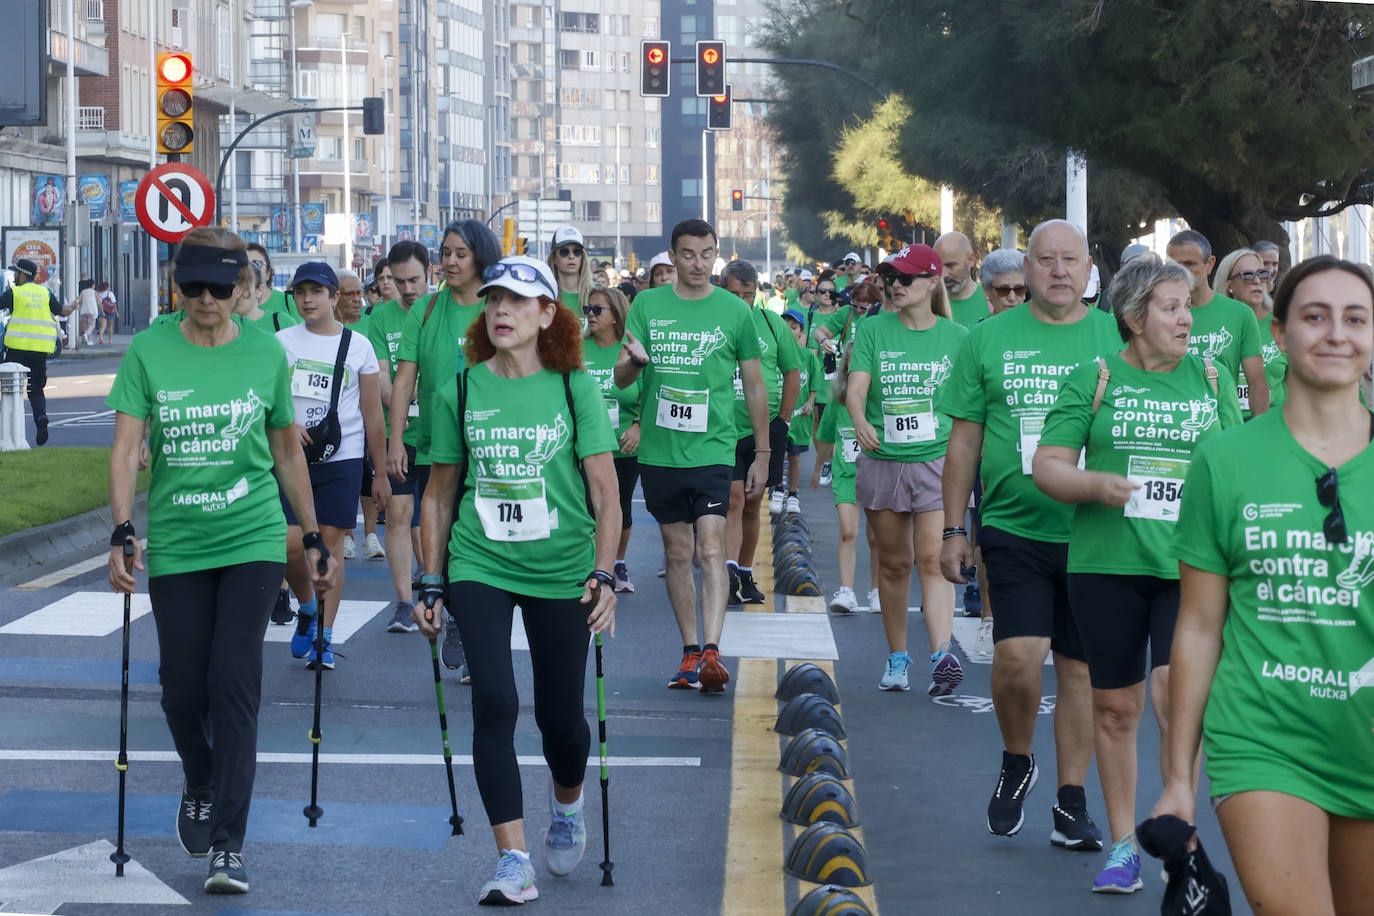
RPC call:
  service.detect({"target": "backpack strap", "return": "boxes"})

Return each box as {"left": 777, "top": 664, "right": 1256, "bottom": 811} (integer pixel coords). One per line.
{"left": 272, "top": 311, "right": 282, "bottom": 333}
{"left": 326, "top": 328, "right": 351, "bottom": 416}
{"left": 1090, "top": 356, "right": 1111, "bottom": 415}
{"left": 1202, "top": 357, "right": 1218, "bottom": 397}
{"left": 563, "top": 372, "right": 595, "bottom": 518}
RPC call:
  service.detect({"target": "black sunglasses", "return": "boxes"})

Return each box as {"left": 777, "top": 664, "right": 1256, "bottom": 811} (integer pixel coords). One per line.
{"left": 582, "top": 304, "right": 608, "bottom": 316}
{"left": 1316, "top": 467, "right": 1348, "bottom": 544}
{"left": 181, "top": 281, "right": 238, "bottom": 300}
{"left": 993, "top": 284, "right": 1028, "bottom": 298}
{"left": 556, "top": 246, "right": 584, "bottom": 258}
{"left": 891, "top": 273, "right": 936, "bottom": 287}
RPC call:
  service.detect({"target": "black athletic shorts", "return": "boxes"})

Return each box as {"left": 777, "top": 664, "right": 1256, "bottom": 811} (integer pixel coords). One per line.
{"left": 732, "top": 415, "right": 788, "bottom": 487}
{"left": 977, "top": 525, "right": 1085, "bottom": 662}
{"left": 639, "top": 463, "right": 731, "bottom": 525}
{"left": 613, "top": 456, "right": 638, "bottom": 531}
{"left": 385, "top": 444, "right": 421, "bottom": 497}
{"left": 360, "top": 455, "right": 374, "bottom": 498}
{"left": 1068, "top": 573, "right": 1180, "bottom": 689}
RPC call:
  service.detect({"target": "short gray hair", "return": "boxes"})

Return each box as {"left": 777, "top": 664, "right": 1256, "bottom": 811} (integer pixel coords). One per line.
{"left": 1167, "top": 229, "right": 1212, "bottom": 262}
{"left": 721, "top": 259, "right": 758, "bottom": 288}
{"left": 336, "top": 268, "right": 361, "bottom": 286}
{"left": 1108, "top": 252, "right": 1195, "bottom": 343}
{"left": 1252, "top": 240, "right": 1281, "bottom": 257}
{"left": 979, "top": 248, "right": 1024, "bottom": 283}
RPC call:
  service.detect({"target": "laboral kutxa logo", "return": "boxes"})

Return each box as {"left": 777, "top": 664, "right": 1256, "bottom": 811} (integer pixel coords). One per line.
{"left": 1260, "top": 655, "right": 1374, "bottom": 701}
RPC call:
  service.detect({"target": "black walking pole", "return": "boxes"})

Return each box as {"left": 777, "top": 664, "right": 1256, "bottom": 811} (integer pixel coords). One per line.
{"left": 303, "top": 553, "right": 328, "bottom": 827}
{"left": 427, "top": 635, "right": 464, "bottom": 836}
{"left": 595, "top": 631, "right": 613, "bottom": 886}
{"left": 110, "top": 538, "right": 135, "bottom": 876}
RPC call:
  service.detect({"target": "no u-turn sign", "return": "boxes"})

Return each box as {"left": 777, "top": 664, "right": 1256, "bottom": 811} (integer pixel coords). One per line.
{"left": 135, "top": 162, "right": 216, "bottom": 243}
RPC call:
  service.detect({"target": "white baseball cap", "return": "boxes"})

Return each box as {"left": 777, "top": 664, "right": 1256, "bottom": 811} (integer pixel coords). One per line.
{"left": 648, "top": 251, "right": 673, "bottom": 269}
{"left": 477, "top": 255, "right": 559, "bottom": 301}
{"left": 551, "top": 225, "right": 584, "bottom": 248}
{"left": 842, "top": 252, "right": 862, "bottom": 265}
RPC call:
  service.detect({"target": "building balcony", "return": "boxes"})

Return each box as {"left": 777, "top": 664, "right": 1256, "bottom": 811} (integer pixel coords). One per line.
{"left": 48, "top": 28, "right": 108, "bottom": 77}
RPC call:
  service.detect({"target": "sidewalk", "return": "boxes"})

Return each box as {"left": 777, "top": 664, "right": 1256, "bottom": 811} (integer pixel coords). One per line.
{"left": 54, "top": 330, "right": 136, "bottom": 361}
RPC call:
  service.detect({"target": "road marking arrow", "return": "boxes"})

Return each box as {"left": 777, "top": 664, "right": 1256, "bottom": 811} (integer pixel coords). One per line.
{"left": 0, "top": 839, "right": 187, "bottom": 913}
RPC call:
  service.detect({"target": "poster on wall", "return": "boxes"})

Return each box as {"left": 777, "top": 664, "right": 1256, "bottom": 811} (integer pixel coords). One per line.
{"left": 302, "top": 203, "right": 325, "bottom": 235}
{"left": 118, "top": 181, "right": 139, "bottom": 224}
{"left": 396, "top": 224, "right": 414, "bottom": 242}
{"left": 3, "top": 227, "right": 64, "bottom": 285}
{"left": 353, "top": 213, "right": 373, "bottom": 244}
{"left": 78, "top": 175, "right": 112, "bottom": 220}
{"left": 419, "top": 224, "right": 438, "bottom": 250}
{"left": 31, "top": 176, "right": 65, "bottom": 226}
{"left": 270, "top": 205, "right": 289, "bottom": 236}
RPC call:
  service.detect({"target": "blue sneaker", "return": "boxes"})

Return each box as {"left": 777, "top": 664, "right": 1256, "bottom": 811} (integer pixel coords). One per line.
{"left": 305, "top": 640, "right": 334, "bottom": 670}
{"left": 963, "top": 580, "right": 982, "bottom": 616}
{"left": 929, "top": 642, "right": 964, "bottom": 696}
{"left": 1092, "top": 837, "right": 1143, "bottom": 894}
{"left": 668, "top": 650, "right": 702, "bottom": 689}
{"left": 879, "top": 651, "right": 913, "bottom": 691}
{"left": 290, "top": 611, "right": 316, "bottom": 659}
{"left": 542, "top": 788, "right": 587, "bottom": 877}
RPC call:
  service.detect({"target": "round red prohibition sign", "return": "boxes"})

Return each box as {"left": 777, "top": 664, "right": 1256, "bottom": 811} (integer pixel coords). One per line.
{"left": 135, "top": 162, "right": 216, "bottom": 243}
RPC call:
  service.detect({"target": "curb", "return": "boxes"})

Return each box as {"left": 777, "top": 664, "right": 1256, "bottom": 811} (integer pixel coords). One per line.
{"left": 0, "top": 493, "right": 147, "bottom": 583}
{"left": 54, "top": 346, "right": 130, "bottom": 361}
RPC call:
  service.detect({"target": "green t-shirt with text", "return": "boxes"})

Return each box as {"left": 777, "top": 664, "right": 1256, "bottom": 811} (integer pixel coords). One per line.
{"left": 1187, "top": 292, "right": 1262, "bottom": 390}
{"left": 1256, "top": 315, "right": 1287, "bottom": 415}
{"left": 788, "top": 348, "right": 823, "bottom": 446}
{"left": 816, "top": 399, "right": 858, "bottom": 505}
{"left": 399, "top": 289, "right": 486, "bottom": 464}
{"left": 852, "top": 311, "right": 967, "bottom": 462}
{"left": 1039, "top": 352, "right": 1242, "bottom": 578}
{"left": 949, "top": 285, "right": 991, "bottom": 329}
{"left": 733, "top": 306, "right": 802, "bottom": 430}
{"left": 624, "top": 284, "right": 762, "bottom": 469}
{"left": 366, "top": 299, "right": 418, "bottom": 446}
{"left": 430, "top": 365, "right": 616, "bottom": 599}
{"left": 106, "top": 320, "right": 294, "bottom": 576}
{"left": 583, "top": 338, "right": 641, "bottom": 459}
{"left": 938, "top": 304, "right": 1122, "bottom": 541}
{"left": 1173, "top": 408, "right": 1374, "bottom": 818}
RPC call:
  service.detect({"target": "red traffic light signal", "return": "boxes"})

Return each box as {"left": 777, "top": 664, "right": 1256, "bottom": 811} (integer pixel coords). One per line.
{"left": 877, "top": 219, "right": 888, "bottom": 231}
{"left": 696, "top": 40, "right": 726, "bottom": 97}
{"left": 731, "top": 188, "right": 743, "bottom": 211}
{"left": 708, "top": 85, "right": 733, "bottom": 130}
{"left": 641, "top": 40, "right": 671, "bottom": 97}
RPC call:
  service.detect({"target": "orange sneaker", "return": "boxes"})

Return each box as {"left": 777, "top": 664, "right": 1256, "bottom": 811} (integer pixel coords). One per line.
{"left": 668, "top": 650, "right": 703, "bottom": 689}
{"left": 698, "top": 648, "right": 730, "bottom": 695}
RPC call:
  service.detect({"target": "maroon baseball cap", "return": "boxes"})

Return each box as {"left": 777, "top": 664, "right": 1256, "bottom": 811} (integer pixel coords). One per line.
{"left": 876, "top": 244, "right": 942, "bottom": 277}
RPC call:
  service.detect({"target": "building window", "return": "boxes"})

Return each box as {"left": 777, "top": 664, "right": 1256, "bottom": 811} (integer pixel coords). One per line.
{"left": 559, "top": 49, "right": 579, "bottom": 71}
{"left": 646, "top": 201, "right": 660, "bottom": 222}
{"left": 681, "top": 178, "right": 701, "bottom": 196}
{"left": 574, "top": 201, "right": 602, "bottom": 221}
{"left": 645, "top": 165, "right": 660, "bottom": 185}
{"left": 618, "top": 53, "right": 630, "bottom": 73}
{"left": 558, "top": 11, "right": 598, "bottom": 33}
{"left": 355, "top": 137, "right": 365, "bottom": 160}
{"left": 297, "top": 69, "right": 319, "bottom": 100}
{"left": 619, "top": 90, "right": 631, "bottom": 110}
{"left": 558, "top": 163, "right": 599, "bottom": 184}
{"left": 314, "top": 12, "right": 346, "bottom": 41}
{"left": 317, "top": 136, "right": 344, "bottom": 161}
{"left": 645, "top": 126, "right": 660, "bottom": 148}
{"left": 558, "top": 124, "right": 601, "bottom": 145}
{"left": 643, "top": 16, "right": 658, "bottom": 37}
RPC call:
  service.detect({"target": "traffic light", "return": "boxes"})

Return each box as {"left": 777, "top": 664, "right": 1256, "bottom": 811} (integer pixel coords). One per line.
{"left": 362, "top": 97, "right": 384, "bottom": 135}
{"left": 708, "top": 85, "right": 733, "bottom": 130}
{"left": 696, "top": 40, "right": 725, "bottom": 97}
{"left": 876, "top": 216, "right": 896, "bottom": 249}
{"left": 515, "top": 237, "right": 528, "bottom": 255}
{"left": 156, "top": 53, "right": 194, "bottom": 155}
{"left": 731, "top": 188, "right": 743, "bottom": 211}
{"left": 641, "top": 40, "right": 671, "bottom": 97}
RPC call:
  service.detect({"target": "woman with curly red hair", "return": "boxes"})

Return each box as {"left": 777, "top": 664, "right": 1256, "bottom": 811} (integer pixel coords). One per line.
{"left": 414, "top": 255, "right": 621, "bottom": 905}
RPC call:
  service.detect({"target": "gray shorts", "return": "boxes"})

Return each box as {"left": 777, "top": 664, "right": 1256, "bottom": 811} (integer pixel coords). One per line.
{"left": 854, "top": 453, "right": 961, "bottom": 514}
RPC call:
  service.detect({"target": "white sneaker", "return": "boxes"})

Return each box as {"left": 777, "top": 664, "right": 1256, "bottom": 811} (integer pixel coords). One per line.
{"left": 829, "top": 586, "right": 858, "bottom": 614}
{"left": 363, "top": 532, "right": 385, "bottom": 559}
{"left": 478, "top": 849, "right": 538, "bottom": 905}
{"left": 785, "top": 494, "right": 801, "bottom": 514}
{"left": 975, "top": 617, "right": 995, "bottom": 659}
{"left": 769, "top": 489, "right": 785, "bottom": 514}
{"left": 342, "top": 533, "right": 356, "bottom": 559}
{"left": 865, "top": 587, "right": 880, "bottom": 612}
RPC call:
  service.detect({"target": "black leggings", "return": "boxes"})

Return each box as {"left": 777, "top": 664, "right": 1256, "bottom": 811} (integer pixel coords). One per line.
{"left": 452, "top": 580, "right": 591, "bottom": 825}
{"left": 3, "top": 348, "right": 48, "bottom": 422}
{"left": 1067, "top": 573, "right": 1179, "bottom": 690}
{"left": 614, "top": 455, "right": 638, "bottom": 531}
{"left": 147, "top": 560, "right": 284, "bottom": 852}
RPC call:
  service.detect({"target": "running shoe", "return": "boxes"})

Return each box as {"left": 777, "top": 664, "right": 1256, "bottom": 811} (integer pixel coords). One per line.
{"left": 928, "top": 643, "right": 964, "bottom": 696}
{"left": 343, "top": 533, "right": 356, "bottom": 559}
{"left": 204, "top": 850, "right": 248, "bottom": 894}
{"left": 988, "top": 751, "right": 1038, "bottom": 836}
{"left": 305, "top": 640, "right": 334, "bottom": 670}
{"left": 727, "top": 566, "right": 743, "bottom": 606}
{"left": 879, "top": 651, "right": 913, "bottom": 691}
{"left": 963, "top": 580, "right": 982, "bottom": 616}
{"left": 769, "top": 488, "right": 785, "bottom": 514}
{"left": 786, "top": 494, "right": 801, "bottom": 514}
{"left": 458, "top": 660, "right": 472, "bottom": 685}
{"left": 387, "top": 601, "right": 419, "bottom": 633}
{"left": 829, "top": 585, "right": 858, "bottom": 614}
{"left": 176, "top": 783, "right": 213, "bottom": 858}
{"left": 478, "top": 849, "right": 538, "bottom": 905}
{"left": 290, "top": 610, "right": 316, "bottom": 658}
{"left": 363, "top": 532, "right": 385, "bottom": 559}
{"left": 975, "top": 617, "right": 995, "bottom": 659}
{"left": 668, "top": 650, "right": 702, "bottom": 689}
{"left": 738, "top": 569, "right": 766, "bottom": 604}
{"left": 1092, "top": 836, "right": 1143, "bottom": 893}
{"left": 1050, "top": 785, "right": 1103, "bottom": 851}
{"left": 656, "top": 556, "right": 666, "bottom": 578}
{"left": 442, "top": 618, "right": 466, "bottom": 671}
{"left": 542, "top": 790, "right": 587, "bottom": 877}
{"left": 613, "top": 561, "right": 635, "bottom": 593}
{"left": 698, "top": 648, "right": 730, "bottom": 695}
{"left": 269, "top": 588, "right": 294, "bottom": 625}
{"left": 35, "top": 416, "right": 48, "bottom": 446}
{"left": 865, "top": 587, "right": 879, "bottom": 612}
{"left": 819, "top": 462, "right": 832, "bottom": 486}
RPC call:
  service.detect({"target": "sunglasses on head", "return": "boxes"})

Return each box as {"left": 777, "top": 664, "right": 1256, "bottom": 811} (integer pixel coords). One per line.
{"left": 556, "top": 246, "right": 584, "bottom": 258}
{"left": 993, "top": 284, "right": 1028, "bottom": 298}
{"left": 181, "top": 281, "right": 238, "bottom": 300}
{"left": 1316, "top": 467, "right": 1348, "bottom": 544}
{"left": 582, "top": 304, "right": 608, "bottom": 316}
{"left": 483, "top": 261, "right": 558, "bottom": 299}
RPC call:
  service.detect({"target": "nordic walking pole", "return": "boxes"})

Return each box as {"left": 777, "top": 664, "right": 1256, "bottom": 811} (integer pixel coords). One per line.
{"left": 110, "top": 538, "right": 135, "bottom": 877}
{"left": 303, "top": 552, "right": 328, "bottom": 827}
{"left": 595, "top": 631, "right": 613, "bottom": 886}
{"left": 427, "top": 635, "right": 464, "bottom": 835}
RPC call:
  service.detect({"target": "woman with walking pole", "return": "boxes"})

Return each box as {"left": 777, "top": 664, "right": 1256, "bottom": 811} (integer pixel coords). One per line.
{"left": 106, "top": 227, "right": 337, "bottom": 895}
{"left": 414, "top": 255, "right": 619, "bottom": 906}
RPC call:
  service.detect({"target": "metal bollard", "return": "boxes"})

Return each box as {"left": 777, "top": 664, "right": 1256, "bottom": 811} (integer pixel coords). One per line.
{"left": 0, "top": 362, "right": 32, "bottom": 451}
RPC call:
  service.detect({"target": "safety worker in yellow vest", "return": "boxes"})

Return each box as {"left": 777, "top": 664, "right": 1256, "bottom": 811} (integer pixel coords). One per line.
{"left": 1, "top": 258, "right": 64, "bottom": 445}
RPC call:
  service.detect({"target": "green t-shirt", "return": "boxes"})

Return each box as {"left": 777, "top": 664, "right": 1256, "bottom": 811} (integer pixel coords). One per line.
{"left": 430, "top": 365, "right": 616, "bottom": 599}
{"left": 1039, "top": 352, "right": 1242, "bottom": 578}
{"left": 342, "top": 311, "right": 371, "bottom": 338}
{"left": 819, "top": 307, "right": 861, "bottom": 354}
{"left": 851, "top": 311, "right": 967, "bottom": 462}
{"left": 732, "top": 306, "right": 802, "bottom": 430}
{"left": 105, "top": 320, "right": 294, "bottom": 576}
{"left": 788, "top": 348, "right": 823, "bottom": 446}
{"left": 365, "top": 299, "right": 418, "bottom": 446}
{"left": 938, "top": 304, "right": 1122, "bottom": 541}
{"left": 260, "top": 288, "right": 298, "bottom": 319}
{"left": 398, "top": 289, "right": 486, "bottom": 464}
{"left": 1187, "top": 292, "right": 1262, "bottom": 389}
{"left": 253, "top": 309, "right": 300, "bottom": 335}
{"left": 583, "top": 337, "right": 640, "bottom": 459}
{"left": 816, "top": 400, "right": 858, "bottom": 505}
{"left": 1173, "top": 408, "right": 1374, "bottom": 818}
{"left": 949, "top": 285, "right": 991, "bottom": 329}
{"left": 834, "top": 275, "right": 849, "bottom": 292}
{"left": 624, "top": 284, "right": 762, "bottom": 469}
{"left": 1257, "top": 315, "right": 1287, "bottom": 415}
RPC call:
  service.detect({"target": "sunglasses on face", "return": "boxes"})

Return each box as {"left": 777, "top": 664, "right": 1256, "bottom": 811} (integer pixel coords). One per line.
{"left": 181, "top": 281, "right": 238, "bottom": 300}
{"left": 557, "top": 247, "right": 584, "bottom": 258}
{"left": 891, "top": 273, "right": 936, "bottom": 287}
{"left": 842, "top": 259, "right": 857, "bottom": 266}
{"left": 1316, "top": 467, "right": 1348, "bottom": 544}
{"left": 817, "top": 288, "right": 833, "bottom": 297}
{"left": 993, "top": 284, "right": 1028, "bottom": 298}
{"left": 482, "top": 261, "right": 558, "bottom": 299}
{"left": 582, "top": 304, "right": 608, "bottom": 316}
{"left": 1230, "top": 269, "right": 1272, "bottom": 283}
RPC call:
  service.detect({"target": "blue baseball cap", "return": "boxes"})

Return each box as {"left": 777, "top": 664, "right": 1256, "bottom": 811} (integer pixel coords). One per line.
{"left": 782, "top": 308, "right": 806, "bottom": 326}
{"left": 289, "top": 261, "right": 339, "bottom": 292}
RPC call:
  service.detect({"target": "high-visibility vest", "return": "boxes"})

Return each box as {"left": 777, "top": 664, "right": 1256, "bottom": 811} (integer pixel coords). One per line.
{"left": 3, "top": 283, "right": 59, "bottom": 354}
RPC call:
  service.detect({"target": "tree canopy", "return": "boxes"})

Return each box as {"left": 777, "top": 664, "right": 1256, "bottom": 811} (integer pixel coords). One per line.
{"left": 762, "top": 0, "right": 1374, "bottom": 264}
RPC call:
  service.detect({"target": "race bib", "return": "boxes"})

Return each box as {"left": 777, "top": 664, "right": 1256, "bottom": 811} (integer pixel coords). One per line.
{"left": 839, "top": 429, "right": 860, "bottom": 464}
{"left": 655, "top": 385, "right": 709, "bottom": 432}
{"left": 1124, "top": 455, "right": 1188, "bottom": 522}
{"left": 604, "top": 398, "right": 620, "bottom": 429}
{"left": 1237, "top": 383, "right": 1249, "bottom": 412}
{"left": 1020, "top": 414, "right": 1084, "bottom": 474}
{"left": 291, "top": 358, "right": 337, "bottom": 402}
{"left": 407, "top": 400, "right": 420, "bottom": 417}
{"left": 882, "top": 398, "right": 935, "bottom": 444}
{"left": 474, "top": 477, "right": 551, "bottom": 541}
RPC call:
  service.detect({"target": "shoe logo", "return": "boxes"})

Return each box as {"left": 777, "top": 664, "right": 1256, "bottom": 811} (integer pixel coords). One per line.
{"left": 1180, "top": 397, "right": 1217, "bottom": 431}
{"left": 692, "top": 326, "right": 728, "bottom": 359}
{"left": 526, "top": 413, "right": 570, "bottom": 465}
{"left": 1336, "top": 534, "right": 1374, "bottom": 588}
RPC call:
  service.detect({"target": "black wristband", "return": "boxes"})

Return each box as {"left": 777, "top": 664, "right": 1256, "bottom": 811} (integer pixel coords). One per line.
{"left": 630, "top": 354, "right": 650, "bottom": 367}
{"left": 419, "top": 582, "right": 445, "bottom": 610}
{"left": 941, "top": 526, "right": 968, "bottom": 541}
{"left": 302, "top": 531, "right": 324, "bottom": 553}
{"left": 110, "top": 520, "right": 136, "bottom": 546}
{"left": 589, "top": 569, "right": 615, "bottom": 588}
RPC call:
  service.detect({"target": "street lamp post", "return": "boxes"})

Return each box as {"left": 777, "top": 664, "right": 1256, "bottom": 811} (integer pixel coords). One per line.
{"left": 289, "top": 0, "right": 312, "bottom": 253}
{"left": 383, "top": 53, "right": 393, "bottom": 255}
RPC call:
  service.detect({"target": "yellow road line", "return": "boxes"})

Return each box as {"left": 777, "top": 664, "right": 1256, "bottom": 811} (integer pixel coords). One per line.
{"left": 721, "top": 657, "right": 786, "bottom": 915}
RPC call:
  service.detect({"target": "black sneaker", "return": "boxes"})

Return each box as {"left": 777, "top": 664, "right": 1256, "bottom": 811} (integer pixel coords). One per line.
{"left": 441, "top": 616, "right": 466, "bottom": 671}
{"left": 269, "top": 588, "right": 294, "bottom": 625}
{"left": 204, "top": 849, "right": 249, "bottom": 894}
{"left": 987, "top": 751, "right": 1038, "bottom": 836}
{"left": 176, "top": 783, "right": 213, "bottom": 858}
{"left": 727, "top": 566, "right": 743, "bottom": 606}
{"left": 35, "top": 416, "right": 48, "bottom": 446}
{"left": 738, "top": 569, "right": 766, "bottom": 604}
{"left": 1050, "top": 784, "right": 1103, "bottom": 851}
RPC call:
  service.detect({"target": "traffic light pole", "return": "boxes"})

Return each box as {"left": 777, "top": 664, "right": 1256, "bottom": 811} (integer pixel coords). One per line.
{"left": 669, "top": 56, "right": 882, "bottom": 98}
